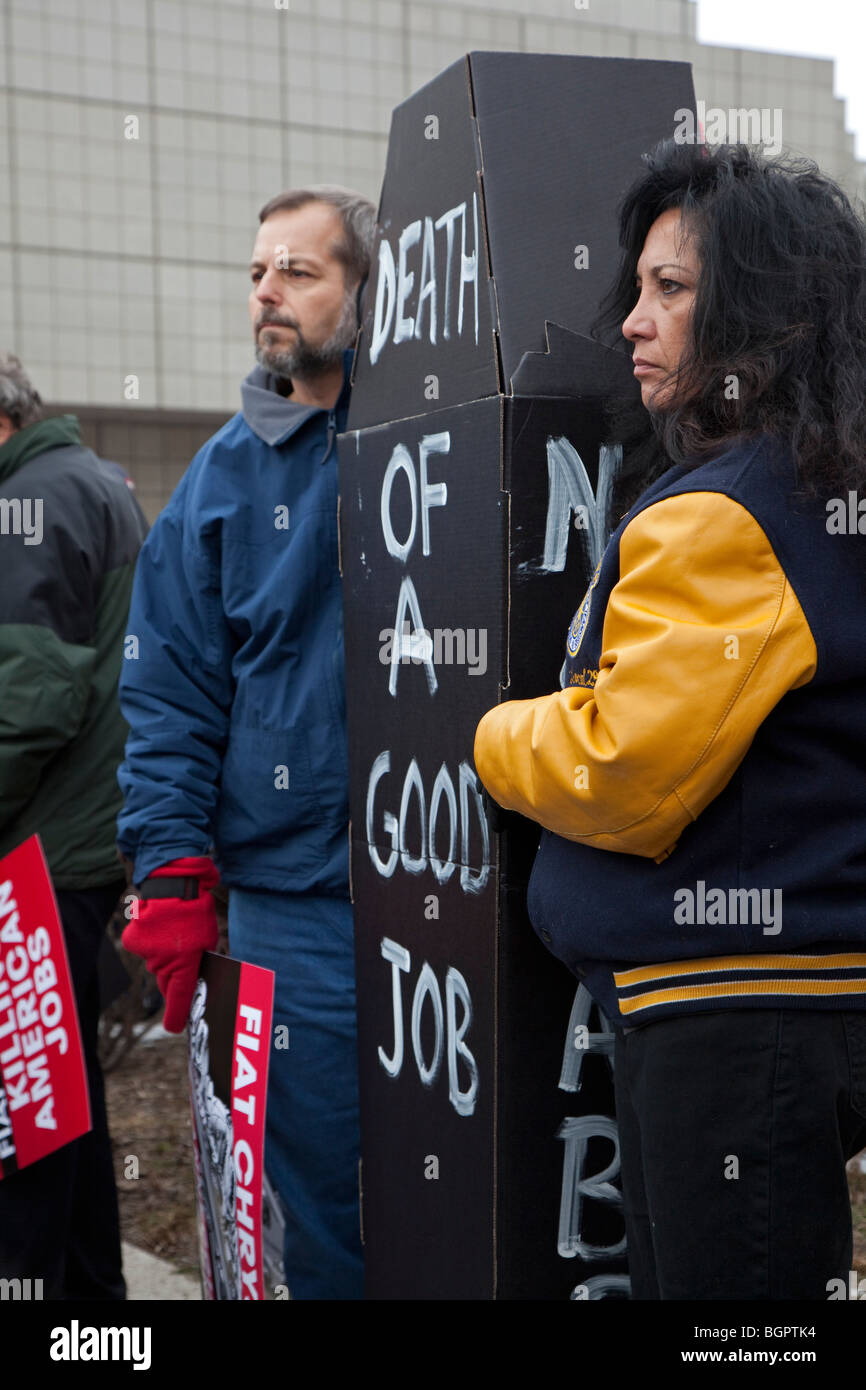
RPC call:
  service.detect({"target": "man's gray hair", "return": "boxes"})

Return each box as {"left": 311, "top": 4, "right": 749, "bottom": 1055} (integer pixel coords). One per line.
{"left": 0, "top": 354, "right": 43, "bottom": 430}
{"left": 258, "top": 185, "right": 378, "bottom": 287}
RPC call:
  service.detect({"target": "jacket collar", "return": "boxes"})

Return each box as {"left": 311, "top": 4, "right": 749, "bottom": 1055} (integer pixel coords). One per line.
{"left": 240, "top": 347, "right": 354, "bottom": 447}
{"left": 0, "top": 414, "right": 81, "bottom": 486}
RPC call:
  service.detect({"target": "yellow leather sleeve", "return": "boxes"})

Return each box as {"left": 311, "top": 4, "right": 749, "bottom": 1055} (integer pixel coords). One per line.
{"left": 473, "top": 491, "right": 817, "bottom": 859}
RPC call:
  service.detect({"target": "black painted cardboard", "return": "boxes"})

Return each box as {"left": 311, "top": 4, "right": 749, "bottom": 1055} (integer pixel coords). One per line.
{"left": 338, "top": 51, "right": 696, "bottom": 1299}
{"left": 348, "top": 51, "right": 696, "bottom": 430}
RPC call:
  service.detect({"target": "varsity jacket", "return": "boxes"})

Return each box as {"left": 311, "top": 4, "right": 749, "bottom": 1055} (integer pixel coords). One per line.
{"left": 474, "top": 433, "right": 866, "bottom": 1026}
{"left": 0, "top": 415, "right": 148, "bottom": 888}
{"left": 116, "top": 349, "right": 353, "bottom": 894}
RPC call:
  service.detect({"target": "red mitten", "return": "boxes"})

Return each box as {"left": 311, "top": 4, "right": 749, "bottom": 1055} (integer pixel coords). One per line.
{"left": 122, "top": 856, "right": 219, "bottom": 1033}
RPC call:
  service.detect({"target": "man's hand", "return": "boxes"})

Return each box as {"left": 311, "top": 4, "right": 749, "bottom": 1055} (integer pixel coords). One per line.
{"left": 122, "top": 856, "right": 219, "bottom": 1032}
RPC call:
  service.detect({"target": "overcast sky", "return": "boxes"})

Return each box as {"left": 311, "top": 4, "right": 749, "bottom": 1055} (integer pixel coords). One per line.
{"left": 697, "top": 0, "right": 865, "bottom": 160}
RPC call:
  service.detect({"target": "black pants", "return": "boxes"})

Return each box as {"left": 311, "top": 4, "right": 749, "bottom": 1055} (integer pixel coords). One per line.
{"left": 614, "top": 1008, "right": 866, "bottom": 1300}
{"left": 0, "top": 879, "right": 126, "bottom": 1300}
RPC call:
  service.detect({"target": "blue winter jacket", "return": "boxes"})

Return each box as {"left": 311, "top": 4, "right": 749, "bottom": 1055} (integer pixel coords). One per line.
{"left": 116, "top": 349, "right": 353, "bottom": 895}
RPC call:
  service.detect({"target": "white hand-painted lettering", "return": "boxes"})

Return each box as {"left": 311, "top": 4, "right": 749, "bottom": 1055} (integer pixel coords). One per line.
{"left": 540, "top": 438, "right": 621, "bottom": 573}
{"left": 557, "top": 1115, "right": 627, "bottom": 1261}
{"left": 369, "top": 197, "right": 480, "bottom": 365}
{"left": 377, "top": 937, "right": 478, "bottom": 1117}
{"left": 366, "top": 754, "right": 490, "bottom": 895}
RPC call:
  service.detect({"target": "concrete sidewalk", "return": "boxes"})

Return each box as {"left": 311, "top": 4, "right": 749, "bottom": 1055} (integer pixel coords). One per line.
{"left": 122, "top": 1241, "right": 201, "bottom": 1301}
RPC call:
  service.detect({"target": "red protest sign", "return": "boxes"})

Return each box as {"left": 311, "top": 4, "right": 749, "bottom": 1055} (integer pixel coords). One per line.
{"left": 188, "top": 951, "right": 275, "bottom": 1300}
{"left": 0, "top": 836, "right": 90, "bottom": 1176}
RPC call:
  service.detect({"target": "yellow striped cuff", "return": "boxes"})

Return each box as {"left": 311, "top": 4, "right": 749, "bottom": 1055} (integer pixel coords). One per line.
{"left": 614, "top": 953, "right": 866, "bottom": 1017}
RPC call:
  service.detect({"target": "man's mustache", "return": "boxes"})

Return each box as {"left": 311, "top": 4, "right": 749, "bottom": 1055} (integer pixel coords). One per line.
{"left": 256, "top": 313, "right": 300, "bottom": 332}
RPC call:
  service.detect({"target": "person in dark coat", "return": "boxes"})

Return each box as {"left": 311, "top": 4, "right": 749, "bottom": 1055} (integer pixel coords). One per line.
{"left": 0, "top": 352, "right": 148, "bottom": 1298}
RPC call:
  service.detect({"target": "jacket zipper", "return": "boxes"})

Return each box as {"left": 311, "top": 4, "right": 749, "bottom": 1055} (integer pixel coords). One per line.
{"left": 321, "top": 408, "right": 336, "bottom": 464}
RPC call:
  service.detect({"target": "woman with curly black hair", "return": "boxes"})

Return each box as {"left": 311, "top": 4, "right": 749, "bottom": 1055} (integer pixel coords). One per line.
{"left": 475, "top": 140, "right": 866, "bottom": 1300}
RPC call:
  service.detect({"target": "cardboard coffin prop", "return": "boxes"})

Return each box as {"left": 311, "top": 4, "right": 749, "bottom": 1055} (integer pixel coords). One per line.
{"left": 338, "top": 50, "right": 696, "bottom": 1299}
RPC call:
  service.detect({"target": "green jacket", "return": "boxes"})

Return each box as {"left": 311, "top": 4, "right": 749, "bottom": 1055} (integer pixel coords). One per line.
{"left": 0, "top": 415, "right": 148, "bottom": 888}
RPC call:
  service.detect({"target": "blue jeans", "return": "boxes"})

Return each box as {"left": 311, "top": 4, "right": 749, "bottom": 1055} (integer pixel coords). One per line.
{"left": 227, "top": 888, "right": 363, "bottom": 1300}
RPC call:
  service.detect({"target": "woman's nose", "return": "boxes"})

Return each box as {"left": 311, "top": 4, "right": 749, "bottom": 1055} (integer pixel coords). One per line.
{"left": 622, "top": 299, "right": 654, "bottom": 343}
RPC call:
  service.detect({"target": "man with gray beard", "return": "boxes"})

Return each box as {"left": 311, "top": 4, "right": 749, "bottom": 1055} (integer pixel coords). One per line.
{"left": 118, "top": 187, "right": 377, "bottom": 1299}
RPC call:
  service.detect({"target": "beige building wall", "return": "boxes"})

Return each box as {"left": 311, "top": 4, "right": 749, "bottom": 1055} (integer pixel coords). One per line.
{"left": 1, "top": 0, "right": 862, "bottom": 516}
